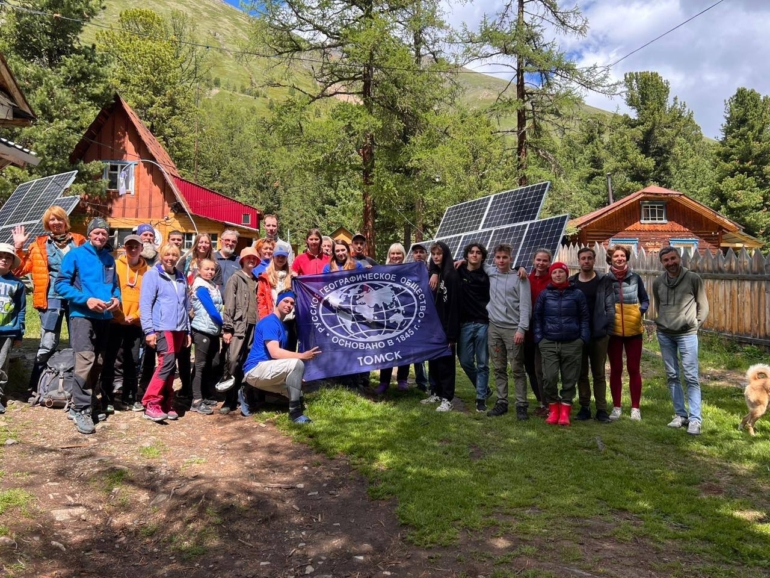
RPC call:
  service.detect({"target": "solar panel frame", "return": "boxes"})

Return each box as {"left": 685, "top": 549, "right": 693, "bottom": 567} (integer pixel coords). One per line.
{"left": 512, "top": 214, "right": 569, "bottom": 270}
{"left": 480, "top": 182, "right": 550, "bottom": 230}
{"left": 434, "top": 196, "right": 491, "bottom": 239}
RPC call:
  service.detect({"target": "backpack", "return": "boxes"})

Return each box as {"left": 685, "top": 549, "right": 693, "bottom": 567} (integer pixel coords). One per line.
{"left": 32, "top": 349, "right": 75, "bottom": 409}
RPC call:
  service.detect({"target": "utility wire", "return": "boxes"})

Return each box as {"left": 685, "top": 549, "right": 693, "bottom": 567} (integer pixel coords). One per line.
{"left": 607, "top": 0, "right": 729, "bottom": 67}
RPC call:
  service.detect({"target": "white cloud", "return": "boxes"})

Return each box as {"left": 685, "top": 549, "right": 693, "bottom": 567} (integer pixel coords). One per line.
{"left": 448, "top": 0, "right": 770, "bottom": 138}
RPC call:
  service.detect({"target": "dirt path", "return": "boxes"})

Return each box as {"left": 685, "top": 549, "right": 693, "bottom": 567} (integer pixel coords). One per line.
{"left": 0, "top": 401, "right": 430, "bottom": 578}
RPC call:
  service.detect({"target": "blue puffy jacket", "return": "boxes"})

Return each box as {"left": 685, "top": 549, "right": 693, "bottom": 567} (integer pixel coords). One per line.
{"left": 533, "top": 282, "right": 590, "bottom": 344}
{"left": 55, "top": 242, "right": 121, "bottom": 320}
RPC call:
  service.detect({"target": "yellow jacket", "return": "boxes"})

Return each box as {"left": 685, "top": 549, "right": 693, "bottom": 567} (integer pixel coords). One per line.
{"left": 112, "top": 255, "right": 148, "bottom": 325}
{"left": 609, "top": 270, "right": 650, "bottom": 337}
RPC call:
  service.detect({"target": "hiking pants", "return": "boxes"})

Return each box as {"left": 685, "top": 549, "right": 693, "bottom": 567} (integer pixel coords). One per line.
{"left": 192, "top": 329, "right": 220, "bottom": 402}
{"left": 224, "top": 324, "right": 255, "bottom": 409}
{"left": 101, "top": 324, "right": 143, "bottom": 405}
{"left": 142, "top": 331, "right": 186, "bottom": 412}
{"left": 577, "top": 335, "right": 609, "bottom": 411}
{"left": 539, "top": 338, "right": 583, "bottom": 405}
{"left": 428, "top": 345, "right": 456, "bottom": 402}
{"left": 28, "top": 304, "right": 69, "bottom": 390}
{"left": 70, "top": 317, "right": 110, "bottom": 411}
{"left": 488, "top": 323, "right": 527, "bottom": 407}
{"left": 524, "top": 338, "right": 543, "bottom": 404}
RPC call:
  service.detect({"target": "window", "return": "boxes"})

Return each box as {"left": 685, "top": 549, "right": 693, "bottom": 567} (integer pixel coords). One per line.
{"left": 182, "top": 232, "right": 218, "bottom": 251}
{"left": 670, "top": 238, "right": 698, "bottom": 256}
{"left": 109, "top": 228, "right": 134, "bottom": 248}
{"left": 610, "top": 238, "right": 639, "bottom": 255}
{"left": 242, "top": 213, "right": 251, "bottom": 225}
{"left": 641, "top": 201, "right": 667, "bottom": 223}
{"left": 103, "top": 162, "right": 135, "bottom": 195}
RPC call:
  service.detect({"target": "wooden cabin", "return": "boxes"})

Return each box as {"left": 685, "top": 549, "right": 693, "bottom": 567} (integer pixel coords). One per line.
{"left": 0, "top": 51, "right": 39, "bottom": 170}
{"left": 331, "top": 226, "right": 353, "bottom": 244}
{"left": 567, "top": 186, "right": 762, "bottom": 256}
{"left": 69, "top": 94, "right": 261, "bottom": 251}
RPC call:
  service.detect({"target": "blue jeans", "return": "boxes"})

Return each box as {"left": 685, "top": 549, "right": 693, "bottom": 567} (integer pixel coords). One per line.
{"left": 657, "top": 331, "right": 701, "bottom": 423}
{"left": 458, "top": 322, "right": 490, "bottom": 399}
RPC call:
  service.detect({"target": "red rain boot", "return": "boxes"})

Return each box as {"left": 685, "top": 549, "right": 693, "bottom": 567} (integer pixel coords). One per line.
{"left": 545, "top": 403, "right": 560, "bottom": 425}
{"left": 558, "top": 403, "right": 571, "bottom": 426}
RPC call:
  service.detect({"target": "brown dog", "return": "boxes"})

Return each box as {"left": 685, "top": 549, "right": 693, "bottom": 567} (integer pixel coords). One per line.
{"left": 740, "top": 364, "right": 770, "bottom": 436}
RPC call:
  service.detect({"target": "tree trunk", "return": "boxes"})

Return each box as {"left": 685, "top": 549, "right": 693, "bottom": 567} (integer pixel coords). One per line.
{"left": 362, "top": 56, "right": 376, "bottom": 257}
{"left": 415, "top": 196, "right": 424, "bottom": 242}
{"left": 516, "top": 0, "right": 527, "bottom": 187}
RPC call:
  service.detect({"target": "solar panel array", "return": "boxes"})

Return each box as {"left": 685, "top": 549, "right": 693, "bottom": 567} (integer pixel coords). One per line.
{"left": 0, "top": 171, "right": 79, "bottom": 249}
{"left": 407, "top": 182, "right": 568, "bottom": 270}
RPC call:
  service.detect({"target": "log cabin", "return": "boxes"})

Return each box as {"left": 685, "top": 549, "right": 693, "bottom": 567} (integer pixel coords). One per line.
{"left": 69, "top": 94, "right": 261, "bottom": 252}
{"left": 0, "top": 51, "right": 39, "bottom": 170}
{"left": 567, "top": 186, "right": 762, "bottom": 255}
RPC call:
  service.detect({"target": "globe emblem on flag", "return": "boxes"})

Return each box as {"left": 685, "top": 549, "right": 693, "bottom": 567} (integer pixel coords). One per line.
{"left": 320, "top": 281, "right": 418, "bottom": 342}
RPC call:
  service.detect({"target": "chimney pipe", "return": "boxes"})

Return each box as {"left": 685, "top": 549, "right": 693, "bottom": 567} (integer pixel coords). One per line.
{"left": 606, "top": 172, "right": 614, "bottom": 205}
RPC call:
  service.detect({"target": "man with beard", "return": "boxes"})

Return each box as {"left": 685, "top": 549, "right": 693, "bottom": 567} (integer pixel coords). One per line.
{"left": 137, "top": 224, "right": 158, "bottom": 267}
{"left": 213, "top": 230, "right": 240, "bottom": 289}
{"left": 653, "top": 246, "right": 709, "bottom": 436}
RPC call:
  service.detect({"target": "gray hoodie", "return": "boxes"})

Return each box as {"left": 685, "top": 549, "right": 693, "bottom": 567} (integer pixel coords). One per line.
{"left": 652, "top": 267, "right": 709, "bottom": 335}
{"left": 484, "top": 264, "right": 531, "bottom": 332}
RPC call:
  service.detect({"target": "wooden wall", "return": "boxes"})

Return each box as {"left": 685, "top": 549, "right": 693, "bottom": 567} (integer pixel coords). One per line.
{"left": 558, "top": 243, "right": 770, "bottom": 346}
{"left": 575, "top": 198, "right": 722, "bottom": 253}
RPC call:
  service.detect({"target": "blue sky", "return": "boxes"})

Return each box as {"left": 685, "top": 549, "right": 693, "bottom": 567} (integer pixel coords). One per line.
{"left": 223, "top": 0, "right": 770, "bottom": 137}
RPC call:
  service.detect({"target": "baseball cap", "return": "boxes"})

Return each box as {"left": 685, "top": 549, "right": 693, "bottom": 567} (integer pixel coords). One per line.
{"left": 352, "top": 233, "right": 366, "bottom": 242}
{"left": 274, "top": 241, "right": 291, "bottom": 257}
{"left": 123, "top": 234, "right": 142, "bottom": 246}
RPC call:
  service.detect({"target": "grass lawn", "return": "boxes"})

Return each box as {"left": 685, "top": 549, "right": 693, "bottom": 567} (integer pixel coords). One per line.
{"left": 259, "top": 338, "right": 770, "bottom": 577}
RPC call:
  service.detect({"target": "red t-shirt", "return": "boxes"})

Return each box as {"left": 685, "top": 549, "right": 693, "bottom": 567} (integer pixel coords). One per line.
{"left": 292, "top": 251, "right": 330, "bottom": 276}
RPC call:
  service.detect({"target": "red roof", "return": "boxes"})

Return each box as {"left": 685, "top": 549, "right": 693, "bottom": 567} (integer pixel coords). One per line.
{"left": 174, "top": 177, "right": 261, "bottom": 231}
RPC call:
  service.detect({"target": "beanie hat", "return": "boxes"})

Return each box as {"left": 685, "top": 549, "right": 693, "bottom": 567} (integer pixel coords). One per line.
{"left": 549, "top": 262, "right": 569, "bottom": 275}
{"left": 87, "top": 217, "right": 109, "bottom": 236}
{"left": 136, "top": 224, "right": 154, "bottom": 237}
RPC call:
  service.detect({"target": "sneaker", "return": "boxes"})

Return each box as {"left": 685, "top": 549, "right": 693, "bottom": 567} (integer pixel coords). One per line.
{"left": 191, "top": 401, "right": 213, "bottom": 415}
{"left": 609, "top": 407, "right": 622, "bottom": 421}
{"left": 534, "top": 406, "right": 549, "bottom": 418}
{"left": 630, "top": 408, "right": 642, "bottom": 421}
{"left": 397, "top": 380, "right": 409, "bottom": 391}
{"left": 104, "top": 404, "right": 115, "bottom": 415}
{"left": 487, "top": 402, "right": 508, "bottom": 417}
{"left": 166, "top": 410, "right": 179, "bottom": 421}
{"left": 132, "top": 401, "right": 145, "bottom": 413}
{"left": 72, "top": 410, "right": 95, "bottom": 435}
{"left": 668, "top": 415, "right": 688, "bottom": 428}
{"left": 92, "top": 411, "right": 107, "bottom": 424}
{"left": 687, "top": 420, "right": 701, "bottom": 435}
{"left": 143, "top": 405, "right": 167, "bottom": 422}
{"left": 219, "top": 405, "right": 235, "bottom": 415}
{"left": 421, "top": 394, "right": 441, "bottom": 405}
{"left": 475, "top": 399, "right": 487, "bottom": 413}
{"left": 292, "top": 414, "right": 313, "bottom": 424}
{"left": 575, "top": 406, "right": 591, "bottom": 421}
{"left": 238, "top": 388, "right": 253, "bottom": 417}
{"left": 215, "top": 377, "right": 236, "bottom": 393}
{"left": 0, "top": 401, "right": 5, "bottom": 414}
{"left": 595, "top": 409, "right": 611, "bottom": 423}
{"left": 436, "top": 399, "right": 453, "bottom": 412}
{"left": 203, "top": 398, "right": 218, "bottom": 406}
{"left": 516, "top": 406, "right": 529, "bottom": 421}
{"left": 66, "top": 407, "right": 75, "bottom": 420}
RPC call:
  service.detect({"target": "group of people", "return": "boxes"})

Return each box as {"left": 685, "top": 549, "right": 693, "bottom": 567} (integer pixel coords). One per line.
{"left": 0, "top": 207, "right": 709, "bottom": 437}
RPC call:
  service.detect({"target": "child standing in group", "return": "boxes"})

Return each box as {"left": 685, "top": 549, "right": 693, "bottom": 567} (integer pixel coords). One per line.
{"left": 0, "top": 243, "right": 25, "bottom": 413}
{"left": 140, "top": 243, "right": 191, "bottom": 423}
{"left": 190, "top": 259, "right": 224, "bottom": 415}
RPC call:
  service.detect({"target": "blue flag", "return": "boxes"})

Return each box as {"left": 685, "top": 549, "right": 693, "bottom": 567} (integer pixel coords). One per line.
{"left": 293, "top": 263, "right": 450, "bottom": 381}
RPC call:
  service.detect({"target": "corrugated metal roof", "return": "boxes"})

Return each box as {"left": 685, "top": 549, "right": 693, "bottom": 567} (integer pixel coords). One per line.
{"left": 174, "top": 177, "right": 261, "bottom": 231}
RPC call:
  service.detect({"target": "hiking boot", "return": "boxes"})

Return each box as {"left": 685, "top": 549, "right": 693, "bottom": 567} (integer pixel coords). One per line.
{"left": 687, "top": 419, "right": 701, "bottom": 436}
{"left": 487, "top": 402, "right": 508, "bottom": 417}
{"left": 131, "top": 402, "right": 145, "bottom": 413}
{"left": 219, "top": 405, "right": 236, "bottom": 415}
{"left": 396, "top": 380, "right": 409, "bottom": 392}
{"left": 72, "top": 410, "right": 95, "bottom": 435}
{"left": 595, "top": 409, "right": 611, "bottom": 423}
{"left": 203, "top": 398, "right": 218, "bottom": 406}
{"left": 104, "top": 404, "right": 115, "bottom": 415}
{"left": 238, "top": 388, "right": 253, "bottom": 417}
{"left": 192, "top": 400, "right": 213, "bottom": 415}
{"left": 67, "top": 407, "right": 75, "bottom": 420}
{"left": 215, "top": 377, "right": 236, "bottom": 393}
{"left": 436, "top": 399, "right": 453, "bottom": 412}
{"left": 475, "top": 399, "right": 487, "bottom": 413}
{"left": 516, "top": 406, "right": 529, "bottom": 421}
{"left": 92, "top": 410, "right": 107, "bottom": 424}
{"left": 420, "top": 394, "right": 441, "bottom": 404}
{"left": 575, "top": 406, "right": 591, "bottom": 421}
{"left": 143, "top": 405, "right": 167, "bottom": 422}
{"left": 166, "top": 409, "right": 179, "bottom": 421}
{"left": 292, "top": 414, "right": 313, "bottom": 424}
{"left": 668, "top": 415, "right": 688, "bottom": 428}
{"left": 630, "top": 408, "right": 642, "bottom": 421}
{"left": 374, "top": 383, "right": 388, "bottom": 395}
{"left": 609, "top": 407, "right": 622, "bottom": 421}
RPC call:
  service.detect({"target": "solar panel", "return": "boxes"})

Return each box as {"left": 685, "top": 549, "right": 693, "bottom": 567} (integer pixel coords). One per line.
{"left": 512, "top": 215, "right": 569, "bottom": 269}
{"left": 435, "top": 196, "right": 490, "bottom": 238}
{"left": 486, "top": 224, "right": 529, "bottom": 263}
{"left": 0, "top": 171, "right": 80, "bottom": 249}
{"left": 481, "top": 182, "right": 549, "bottom": 230}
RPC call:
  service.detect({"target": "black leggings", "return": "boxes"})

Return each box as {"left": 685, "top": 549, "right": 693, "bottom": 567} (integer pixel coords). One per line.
{"left": 192, "top": 329, "right": 220, "bottom": 401}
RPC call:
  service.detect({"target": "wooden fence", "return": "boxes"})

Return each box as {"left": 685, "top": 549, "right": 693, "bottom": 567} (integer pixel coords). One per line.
{"left": 556, "top": 244, "right": 770, "bottom": 346}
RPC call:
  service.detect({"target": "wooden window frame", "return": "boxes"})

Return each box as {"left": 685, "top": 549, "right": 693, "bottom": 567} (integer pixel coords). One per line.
{"left": 640, "top": 201, "right": 667, "bottom": 224}
{"left": 102, "top": 161, "right": 135, "bottom": 195}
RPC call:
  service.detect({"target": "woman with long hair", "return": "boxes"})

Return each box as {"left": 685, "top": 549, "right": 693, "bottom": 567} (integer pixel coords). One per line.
{"left": 291, "top": 228, "right": 330, "bottom": 276}
{"left": 376, "top": 243, "right": 410, "bottom": 394}
{"left": 606, "top": 245, "right": 649, "bottom": 421}
{"left": 258, "top": 241, "right": 298, "bottom": 352}
{"left": 322, "top": 240, "right": 363, "bottom": 273}
{"left": 177, "top": 233, "right": 220, "bottom": 285}
{"left": 12, "top": 207, "right": 86, "bottom": 393}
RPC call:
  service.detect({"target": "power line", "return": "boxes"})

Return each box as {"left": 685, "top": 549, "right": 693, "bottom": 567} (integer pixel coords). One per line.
{"left": 607, "top": 0, "right": 729, "bottom": 68}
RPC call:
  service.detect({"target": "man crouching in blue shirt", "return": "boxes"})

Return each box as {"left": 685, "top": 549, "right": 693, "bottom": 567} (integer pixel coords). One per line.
{"left": 243, "top": 290, "right": 321, "bottom": 423}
